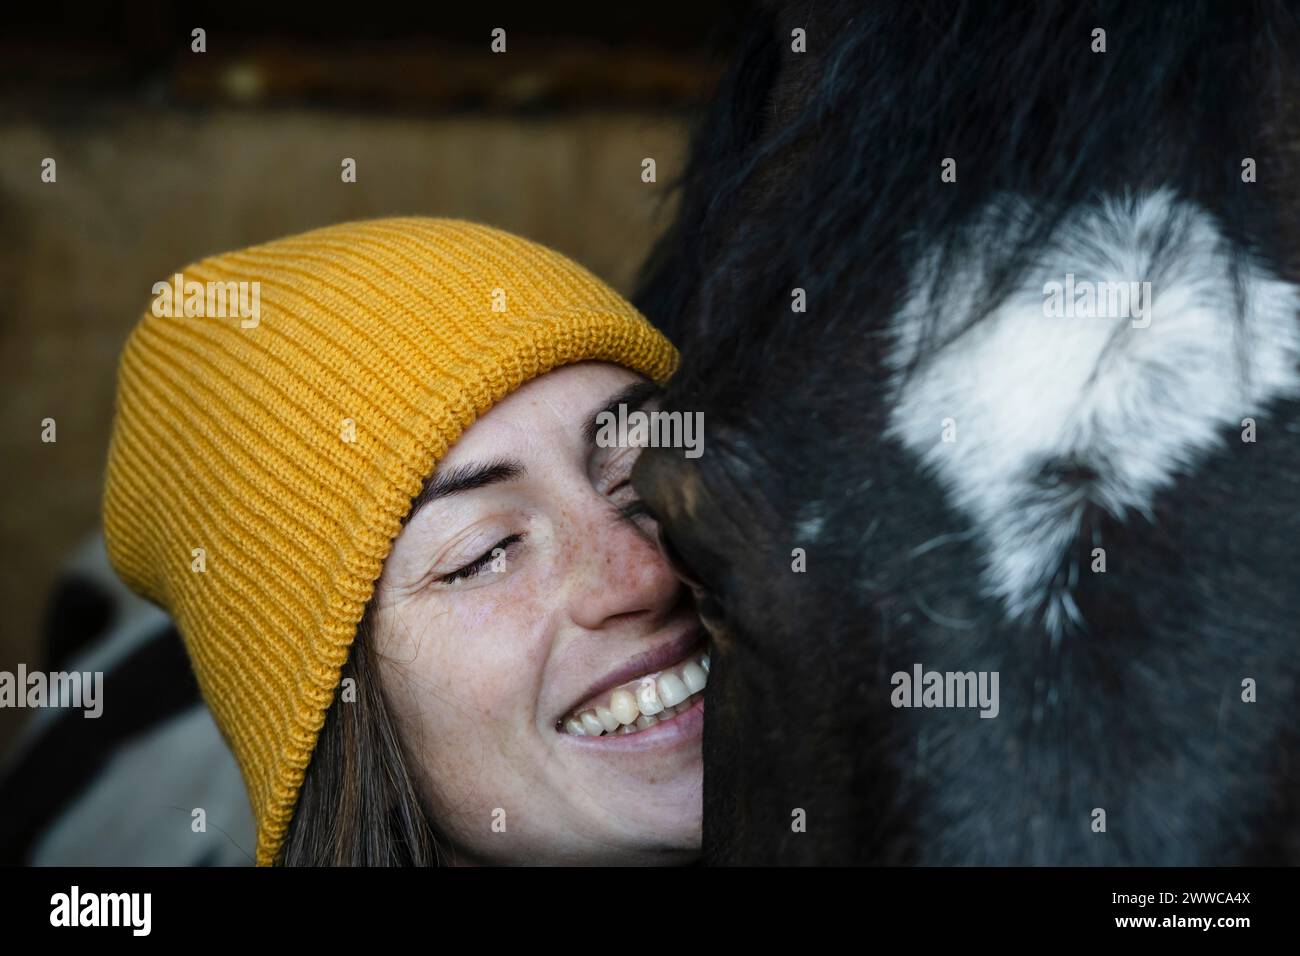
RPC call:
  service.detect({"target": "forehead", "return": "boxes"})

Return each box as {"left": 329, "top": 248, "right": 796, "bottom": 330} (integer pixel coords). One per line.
{"left": 440, "top": 361, "right": 643, "bottom": 466}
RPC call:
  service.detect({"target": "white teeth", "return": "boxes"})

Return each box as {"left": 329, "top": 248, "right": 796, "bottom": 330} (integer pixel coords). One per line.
{"left": 609, "top": 689, "right": 640, "bottom": 726}
{"left": 636, "top": 677, "right": 664, "bottom": 716}
{"left": 560, "top": 649, "right": 710, "bottom": 736}
{"left": 595, "top": 705, "right": 621, "bottom": 733}
{"left": 657, "top": 673, "right": 689, "bottom": 708}
{"left": 682, "top": 660, "right": 707, "bottom": 695}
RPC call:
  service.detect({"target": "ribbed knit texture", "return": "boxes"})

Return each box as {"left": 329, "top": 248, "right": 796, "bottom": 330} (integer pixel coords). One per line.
{"left": 101, "top": 217, "right": 678, "bottom": 865}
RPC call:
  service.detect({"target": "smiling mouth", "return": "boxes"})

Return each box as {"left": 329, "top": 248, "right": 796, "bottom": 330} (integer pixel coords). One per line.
{"left": 555, "top": 644, "right": 709, "bottom": 738}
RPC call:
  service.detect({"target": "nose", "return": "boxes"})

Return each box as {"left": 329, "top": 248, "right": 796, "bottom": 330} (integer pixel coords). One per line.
{"left": 565, "top": 494, "right": 682, "bottom": 633}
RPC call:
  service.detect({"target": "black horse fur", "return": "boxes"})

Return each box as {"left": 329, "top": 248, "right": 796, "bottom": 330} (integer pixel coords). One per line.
{"left": 631, "top": 0, "right": 1300, "bottom": 864}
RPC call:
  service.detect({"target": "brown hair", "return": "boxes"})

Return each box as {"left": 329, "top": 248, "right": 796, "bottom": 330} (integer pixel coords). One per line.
{"left": 277, "top": 601, "right": 448, "bottom": 865}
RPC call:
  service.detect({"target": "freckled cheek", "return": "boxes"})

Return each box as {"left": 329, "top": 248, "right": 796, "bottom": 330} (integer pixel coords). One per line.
{"left": 387, "top": 552, "right": 574, "bottom": 742}
{"left": 415, "top": 591, "right": 555, "bottom": 727}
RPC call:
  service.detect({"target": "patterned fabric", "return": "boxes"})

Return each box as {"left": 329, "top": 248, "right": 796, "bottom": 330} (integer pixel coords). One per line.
{"left": 0, "top": 532, "right": 255, "bottom": 865}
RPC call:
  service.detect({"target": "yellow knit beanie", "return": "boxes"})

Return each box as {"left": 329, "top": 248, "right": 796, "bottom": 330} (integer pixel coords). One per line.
{"left": 101, "top": 217, "right": 678, "bottom": 865}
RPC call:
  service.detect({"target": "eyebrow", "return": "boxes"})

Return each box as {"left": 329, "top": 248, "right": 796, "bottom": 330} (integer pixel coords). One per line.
{"left": 582, "top": 380, "right": 664, "bottom": 445}
{"left": 404, "top": 381, "right": 662, "bottom": 525}
{"left": 404, "top": 459, "right": 524, "bottom": 525}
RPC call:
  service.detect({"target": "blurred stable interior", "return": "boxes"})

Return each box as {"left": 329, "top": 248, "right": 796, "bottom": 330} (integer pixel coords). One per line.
{"left": 0, "top": 3, "right": 736, "bottom": 755}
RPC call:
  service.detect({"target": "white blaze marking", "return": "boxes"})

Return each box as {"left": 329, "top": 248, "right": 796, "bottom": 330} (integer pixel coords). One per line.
{"left": 887, "top": 189, "right": 1300, "bottom": 631}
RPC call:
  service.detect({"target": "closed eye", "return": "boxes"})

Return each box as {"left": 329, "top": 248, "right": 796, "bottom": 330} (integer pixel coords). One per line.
{"left": 439, "top": 534, "right": 523, "bottom": 583}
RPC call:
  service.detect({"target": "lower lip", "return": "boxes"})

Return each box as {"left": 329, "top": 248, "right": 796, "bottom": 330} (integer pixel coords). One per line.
{"left": 555, "top": 694, "right": 705, "bottom": 753}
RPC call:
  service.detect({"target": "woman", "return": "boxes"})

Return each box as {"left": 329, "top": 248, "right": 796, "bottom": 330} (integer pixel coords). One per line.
{"left": 101, "top": 218, "right": 704, "bottom": 865}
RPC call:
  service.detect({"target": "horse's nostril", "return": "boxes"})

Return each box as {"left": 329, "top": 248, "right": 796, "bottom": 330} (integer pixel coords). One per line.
{"left": 658, "top": 526, "right": 704, "bottom": 590}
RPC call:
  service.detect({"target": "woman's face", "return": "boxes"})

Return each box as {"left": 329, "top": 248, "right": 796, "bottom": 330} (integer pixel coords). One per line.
{"left": 372, "top": 361, "right": 705, "bottom": 865}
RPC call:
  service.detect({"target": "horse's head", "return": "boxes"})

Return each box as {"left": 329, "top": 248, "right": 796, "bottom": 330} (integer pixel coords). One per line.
{"left": 634, "top": 0, "right": 1300, "bottom": 864}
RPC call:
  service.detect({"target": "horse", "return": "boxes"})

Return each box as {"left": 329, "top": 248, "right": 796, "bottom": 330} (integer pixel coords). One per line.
{"left": 631, "top": 0, "right": 1300, "bottom": 864}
